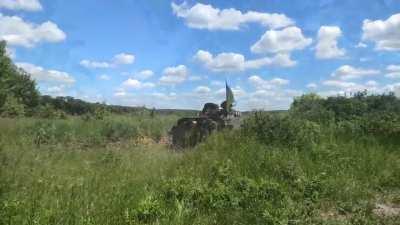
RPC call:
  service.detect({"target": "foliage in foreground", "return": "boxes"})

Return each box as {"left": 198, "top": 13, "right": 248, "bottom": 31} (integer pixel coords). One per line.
{"left": 1, "top": 106, "right": 400, "bottom": 224}
{"left": 1, "top": 88, "right": 400, "bottom": 224}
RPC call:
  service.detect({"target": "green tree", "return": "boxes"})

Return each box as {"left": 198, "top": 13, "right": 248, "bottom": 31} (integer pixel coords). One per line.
{"left": 290, "top": 93, "right": 334, "bottom": 123}
{"left": 0, "top": 41, "right": 39, "bottom": 114}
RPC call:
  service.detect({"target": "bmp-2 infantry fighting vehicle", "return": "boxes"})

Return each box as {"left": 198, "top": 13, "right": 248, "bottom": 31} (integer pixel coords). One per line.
{"left": 169, "top": 83, "right": 240, "bottom": 149}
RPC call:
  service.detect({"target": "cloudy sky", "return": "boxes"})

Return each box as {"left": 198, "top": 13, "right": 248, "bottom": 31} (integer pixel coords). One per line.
{"left": 1, "top": 0, "right": 400, "bottom": 110}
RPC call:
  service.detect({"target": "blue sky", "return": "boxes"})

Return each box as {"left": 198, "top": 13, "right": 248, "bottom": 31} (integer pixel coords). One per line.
{"left": 1, "top": 0, "right": 400, "bottom": 110}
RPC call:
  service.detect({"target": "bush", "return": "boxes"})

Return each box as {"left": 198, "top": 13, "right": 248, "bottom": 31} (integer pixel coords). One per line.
{"left": 291, "top": 92, "right": 400, "bottom": 124}
{"left": 35, "top": 104, "right": 66, "bottom": 119}
{"left": 93, "top": 106, "right": 110, "bottom": 120}
{"left": 31, "top": 121, "right": 58, "bottom": 146}
{"left": 142, "top": 159, "right": 301, "bottom": 225}
{"left": 290, "top": 93, "right": 335, "bottom": 124}
{"left": 0, "top": 95, "right": 25, "bottom": 118}
{"left": 241, "top": 112, "right": 321, "bottom": 150}
{"left": 100, "top": 120, "right": 139, "bottom": 142}
{"left": 360, "top": 112, "right": 400, "bottom": 136}
{"left": 333, "top": 112, "right": 400, "bottom": 141}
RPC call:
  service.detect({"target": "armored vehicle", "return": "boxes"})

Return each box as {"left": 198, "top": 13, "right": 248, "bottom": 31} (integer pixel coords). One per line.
{"left": 169, "top": 83, "right": 239, "bottom": 149}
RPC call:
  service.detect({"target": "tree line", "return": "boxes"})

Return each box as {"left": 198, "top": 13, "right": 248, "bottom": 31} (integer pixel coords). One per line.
{"left": 0, "top": 41, "right": 149, "bottom": 118}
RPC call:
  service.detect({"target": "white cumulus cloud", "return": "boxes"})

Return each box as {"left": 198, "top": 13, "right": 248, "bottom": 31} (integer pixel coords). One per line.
{"left": 159, "top": 65, "right": 188, "bottom": 85}
{"left": 0, "top": 0, "right": 42, "bottom": 11}
{"left": 80, "top": 60, "right": 111, "bottom": 69}
{"left": 322, "top": 80, "right": 357, "bottom": 89}
{"left": 122, "top": 79, "right": 141, "bottom": 89}
{"left": 122, "top": 78, "right": 155, "bottom": 89}
{"left": 307, "top": 83, "right": 317, "bottom": 89}
{"left": 331, "top": 65, "right": 380, "bottom": 80}
{"left": 245, "top": 53, "right": 297, "bottom": 68}
{"left": 365, "top": 80, "right": 378, "bottom": 87}
{"left": 113, "top": 53, "right": 135, "bottom": 65}
{"left": 44, "top": 85, "right": 68, "bottom": 97}
{"left": 385, "top": 64, "right": 400, "bottom": 79}
{"left": 80, "top": 53, "right": 135, "bottom": 69}
{"left": 362, "top": 13, "right": 400, "bottom": 51}
{"left": 0, "top": 14, "right": 66, "bottom": 48}
{"left": 248, "top": 75, "right": 289, "bottom": 90}
{"left": 384, "top": 83, "right": 400, "bottom": 97}
{"left": 171, "top": 2, "right": 293, "bottom": 30}
{"left": 321, "top": 79, "right": 385, "bottom": 94}
{"left": 315, "top": 26, "right": 346, "bottom": 59}
{"left": 135, "top": 70, "right": 154, "bottom": 80}
{"left": 194, "top": 86, "right": 211, "bottom": 94}
{"left": 387, "top": 65, "right": 400, "bottom": 72}
{"left": 194, "top": 50, "right": 295, "bottom": 72}
{"left": 17, "top": 62, "right": 75, "bottom": 85}
{"left": 251, "top": 26, "right": 312, "bottom": 54}
{"left": 114, "top": 91, "right": 127, "bottom": 97}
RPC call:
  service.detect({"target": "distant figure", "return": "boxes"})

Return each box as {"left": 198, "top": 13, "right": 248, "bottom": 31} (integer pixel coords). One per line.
{"left": 150, "top": 107, "right": 156, "bottom": 118}
{"left": 220, "top": 100, "right": 231, "bottom": 117}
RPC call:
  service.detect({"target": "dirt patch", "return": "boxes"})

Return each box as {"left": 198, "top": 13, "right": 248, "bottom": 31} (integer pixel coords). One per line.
{"left": 133, "top": 135, "right": 171, "bottom": 147}
{"left": 158, "top": 136, "right": 171, "bottom": 146}
{"left": 373, "top": 203, "right": 400, "bottom": 217}
{"left": 320, "top": 210, "right": 348, "bottom": 221}
{"left": 136, "top": 136, "right": 157, "bottom": 146}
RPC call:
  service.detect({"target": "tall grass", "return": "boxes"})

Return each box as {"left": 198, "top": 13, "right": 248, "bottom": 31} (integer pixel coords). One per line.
{"left": 0, "top": 114, "right": 178, "bottom": 147}
{"left": 0, "top": 115, "right": 181, "bottom": 225}
{"left": 0, "top": 111, "right": 399, "bottom": 224}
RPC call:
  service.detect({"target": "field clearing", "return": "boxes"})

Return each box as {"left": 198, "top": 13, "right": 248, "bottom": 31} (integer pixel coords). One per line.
{"left": 1, "top": 108, "right": 400, "bottom": 225}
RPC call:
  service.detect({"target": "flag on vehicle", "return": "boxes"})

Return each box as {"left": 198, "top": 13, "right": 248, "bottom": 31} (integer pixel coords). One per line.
{"left": 226, "top": 81, "right": 235, "bottom": 113}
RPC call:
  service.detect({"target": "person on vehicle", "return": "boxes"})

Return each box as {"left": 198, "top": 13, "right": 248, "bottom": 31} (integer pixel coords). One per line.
{"left": 220, "top": 100, "right": 232, "bottom": 118}
{"left": 200, "top": 103, "right": 220, "bottom": 119}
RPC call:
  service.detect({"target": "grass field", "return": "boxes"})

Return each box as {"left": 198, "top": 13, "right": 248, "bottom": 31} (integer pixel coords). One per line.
{"left": 1, "top": 110, "right": 399, "bottom": 225}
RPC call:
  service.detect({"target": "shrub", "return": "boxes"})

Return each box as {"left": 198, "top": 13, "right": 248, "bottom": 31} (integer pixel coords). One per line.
{"left": 31, "top": 121, "right": 57, "bottom": 146}
{"left": 100, "top": 120, "right": 139, "bottom": 142}
{"left": 148, "top": 159, "right": 294, "bottom": 225}
{"left": 81, "top": 113, "right": 93, "bottom": 121}
{"left": 93, "top": 106, "right": 110, "bottom": 120}
{"left": 35, "top": 104, "right": 65, "bottom": 119}
{"left": 334, "top": 112, "right": 400, "bottom": 141}
{"left": 28, "top": 120, "right": 76, "bottom": 146}
{"left": 360, "top": 112, "right": 400, "bottom": 136}
{"left": 241, "top": 112, "right": 321, "bottom": 150}
{"left": 291, "top": 92, "right": 400, "bottom": 125}
{"left": 0, "top": 95, "right": 25, "bottom": 118}
{"left": 80, "top": 107, "right": 110, "bottom": 121}
{"left": 290, "top": 93, "right": 335, "bottom": 124}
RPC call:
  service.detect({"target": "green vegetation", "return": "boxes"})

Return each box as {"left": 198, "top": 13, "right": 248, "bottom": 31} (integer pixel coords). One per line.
{"left": 1, "top": 94, "right": 400, "bottom": 224}
{"left": 1, "top": 40, "right": 399, "bottom": 224}
{"left": 0, "top": 41, "right": 39, "bottom": 117}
